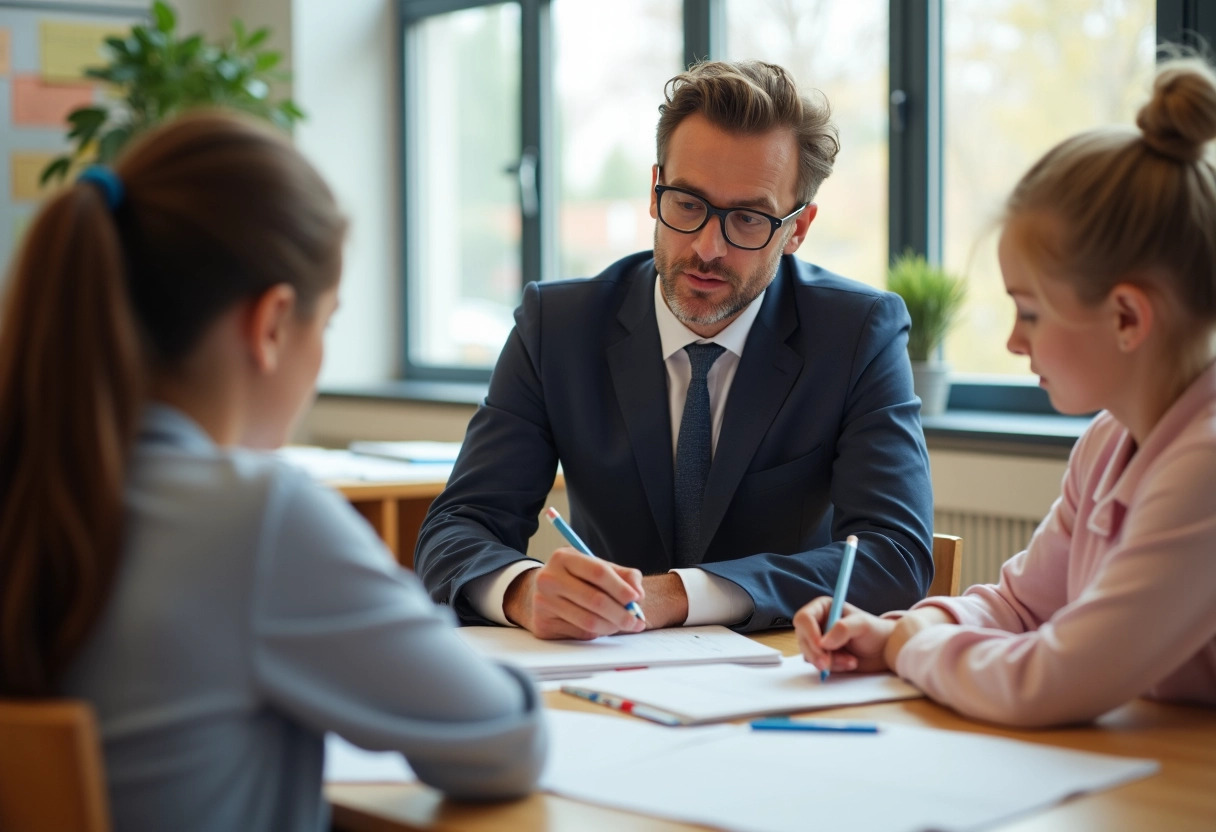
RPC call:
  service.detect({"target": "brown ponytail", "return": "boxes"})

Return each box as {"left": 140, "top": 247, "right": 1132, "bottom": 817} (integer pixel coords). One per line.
{"left": 0, "top": 183, "right": 143, "bottom": 695}
{"left": 0, "top": 110, "right": 346, "bottom": 695}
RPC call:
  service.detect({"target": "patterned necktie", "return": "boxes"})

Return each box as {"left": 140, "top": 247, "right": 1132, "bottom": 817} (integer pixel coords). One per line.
{"left": 674, "top": 342, "right": 726, "bottom": 567}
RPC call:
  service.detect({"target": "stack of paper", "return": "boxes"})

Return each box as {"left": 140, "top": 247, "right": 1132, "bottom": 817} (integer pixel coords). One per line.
{"left": 348, "top": 440, "right": 463, "bottom": 464}
{"left": 540, "top": 710, "right": 1159, "bottom": 832}
{"left": 277, "top": 446, "right": 452, "bottom": 483}
{"left": 455, "top": 625, "right": 782, "bottom": 681}
{"left": 561, "top": 654, "right": 923, "bottom": 724}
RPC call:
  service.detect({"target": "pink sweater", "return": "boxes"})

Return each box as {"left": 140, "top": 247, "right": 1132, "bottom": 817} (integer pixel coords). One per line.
{"left": 896, "top": 364, "right": 1216, "bottom": 727}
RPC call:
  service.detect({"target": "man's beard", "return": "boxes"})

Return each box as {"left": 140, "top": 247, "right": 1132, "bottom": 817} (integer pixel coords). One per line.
{"left": 654, "top": 230, "right": 782, "bottom": 328}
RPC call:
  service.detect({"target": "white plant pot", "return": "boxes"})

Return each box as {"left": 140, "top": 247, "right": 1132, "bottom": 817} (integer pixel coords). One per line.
{"left": 911, "top": 360, "right": 951, "bottom": 417}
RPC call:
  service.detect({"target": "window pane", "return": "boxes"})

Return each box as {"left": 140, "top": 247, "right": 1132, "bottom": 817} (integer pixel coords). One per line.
{"left": 724, "top": 0, "right": 890, "bottom": 289}
{"left": 943, "top": 0, "right": 1156, "bottom": 375}
{"left": 552, "top": 0, "right": 682, "bottom": 279}
{"left": 408, "top": 4, "right": 520, "bottom": 370}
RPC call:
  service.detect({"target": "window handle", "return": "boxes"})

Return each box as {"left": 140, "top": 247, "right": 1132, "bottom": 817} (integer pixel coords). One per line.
{"left": 505, "top": 147, "right": 539, "bottom": 218}
{"left": 890, "top": 89, "right": 908, "bottom": 133}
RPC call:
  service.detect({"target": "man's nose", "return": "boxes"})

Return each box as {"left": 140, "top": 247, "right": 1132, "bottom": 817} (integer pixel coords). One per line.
{"left": 691, "top": 216, "right": 729, "bottom": 262}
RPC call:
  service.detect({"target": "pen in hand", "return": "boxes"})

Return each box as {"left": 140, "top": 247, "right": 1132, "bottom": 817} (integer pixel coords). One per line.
{"left": 820, "top": 534, "right": 859, "bottom": 682}
{"left": 545, "top": 506, "right": 646, "bottom": 623}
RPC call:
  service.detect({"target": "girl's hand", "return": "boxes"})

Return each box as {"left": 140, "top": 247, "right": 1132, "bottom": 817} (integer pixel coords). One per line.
{"left": 793, "top": 597, "right": 897, "bottom": 674}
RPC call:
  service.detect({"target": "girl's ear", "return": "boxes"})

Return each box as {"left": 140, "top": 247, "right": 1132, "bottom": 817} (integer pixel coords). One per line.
{"left": 245, "top": 284, "right": 298, "bottom": 374}
{"left": 1108, "top": 282, "right": 1154, "bottom": 353}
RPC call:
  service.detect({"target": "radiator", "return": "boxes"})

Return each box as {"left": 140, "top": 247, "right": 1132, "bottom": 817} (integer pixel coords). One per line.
{"left": 933, "top": 510, "right": 1041, "bottom": 590}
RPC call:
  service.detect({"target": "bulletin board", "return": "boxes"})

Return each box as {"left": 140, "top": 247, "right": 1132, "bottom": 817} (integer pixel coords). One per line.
{"left": 0, "top": 1, "right": 146, "bottom": 276}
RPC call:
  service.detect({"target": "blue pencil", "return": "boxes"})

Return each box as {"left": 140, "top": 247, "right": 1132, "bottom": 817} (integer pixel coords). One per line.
{"left": 545, "top": 506, "right": 646, "bottom": 622}
{"left": 820, "top": 534, "right": 859, "bottom": 682}
{"left": 750, "top": 717, "right": 878, "bottom": 733}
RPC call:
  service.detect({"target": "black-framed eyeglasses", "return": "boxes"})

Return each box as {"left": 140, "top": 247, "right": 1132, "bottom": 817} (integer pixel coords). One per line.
{"left": 654, "top": 182, "right": 807, "bottom": 251}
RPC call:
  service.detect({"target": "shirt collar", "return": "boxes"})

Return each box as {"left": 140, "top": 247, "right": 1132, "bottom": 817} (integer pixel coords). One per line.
{"left": 653, "top": 272, "right": 765, "bottom": 360}
{"left": 139, "top": 403, "right": 219, "bottom": 455}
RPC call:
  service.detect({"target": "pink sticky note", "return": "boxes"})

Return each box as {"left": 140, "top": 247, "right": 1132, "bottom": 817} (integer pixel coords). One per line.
{"left": 12, "top": 74, "right": 96, "bottom": 128}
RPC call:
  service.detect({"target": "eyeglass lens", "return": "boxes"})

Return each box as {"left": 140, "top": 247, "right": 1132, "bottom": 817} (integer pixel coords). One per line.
{"left": 658, "top": 190, "right": 773, "bottom": 249}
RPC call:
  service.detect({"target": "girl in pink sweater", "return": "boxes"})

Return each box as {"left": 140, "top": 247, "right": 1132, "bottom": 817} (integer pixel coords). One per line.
{"left": 794, "top": 57, "right": 1216, "bottom": 727}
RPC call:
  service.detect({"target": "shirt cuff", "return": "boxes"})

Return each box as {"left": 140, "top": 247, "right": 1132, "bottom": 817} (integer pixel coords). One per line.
{"left": 671, "top": 568, "right": 754, "bottom": 627}
{"left": 463, "top": 560, "right": 543, "bottom": 626}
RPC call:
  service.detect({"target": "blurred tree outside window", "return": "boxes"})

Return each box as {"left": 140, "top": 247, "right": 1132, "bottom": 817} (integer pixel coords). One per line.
{"left": 401, "top": 0, "right": 1165, "bottom": 385}
{"left": 943, "top": 0, "right": 1156, "bottom": 376}
{"left": 724, "top": 0, "right": 890, "bottom": 290}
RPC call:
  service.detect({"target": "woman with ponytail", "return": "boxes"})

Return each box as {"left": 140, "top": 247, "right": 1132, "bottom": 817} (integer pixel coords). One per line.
{"left": 0, "top": 111, "right": 545, "bottom": 830}
{"left": 794, "top": 56, "right": 1216, "bottom": 728}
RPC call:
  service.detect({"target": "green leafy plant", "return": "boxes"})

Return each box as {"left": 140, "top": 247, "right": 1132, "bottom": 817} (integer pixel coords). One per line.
{"left": 887, "top": 251, "right": 967, "bottom": 363}
{"left": 40, "top": 0, "right": 303, "bottom": 184}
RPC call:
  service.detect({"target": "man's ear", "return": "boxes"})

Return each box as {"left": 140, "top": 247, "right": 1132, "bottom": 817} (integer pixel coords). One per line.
{"left": 1108, "top": 282, "right": 1153, "bottom": 353}
{"left": 782, "top": 203, "right": 818, "bottom": 255}
{"left": 245, "top": 284, "right": 298, "bottom": 374}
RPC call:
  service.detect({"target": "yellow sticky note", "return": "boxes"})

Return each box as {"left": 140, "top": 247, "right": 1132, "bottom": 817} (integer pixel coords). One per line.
{"left": 0, "top": 28, "right": 11, "bottom": 76}
{"left": 11, "top": 152, "right": 60, "bottom": 202}
{"left": 40, "top": 21, "right": 125, "bottom": 83}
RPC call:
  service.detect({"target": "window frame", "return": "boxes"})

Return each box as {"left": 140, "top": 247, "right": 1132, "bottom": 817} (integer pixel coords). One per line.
{"left": 397, "top": 0, "right": 1215, "bottom": 411}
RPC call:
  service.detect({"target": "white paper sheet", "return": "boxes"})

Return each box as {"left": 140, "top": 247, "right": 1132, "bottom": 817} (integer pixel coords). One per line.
{"left": 348, "top": 440, "right": 463, "bottom": 463}
{"left": 540, "top": 711, "right": 1158, "bottom": 832}
{"left": 562, "top": 654, "right": 923, "bottom": 724}
{"left": 456, "top": 625, "right": 782, "bottom": 680}
{"left": 541, "top": 709, "right": 733, "bottom": 779}
{"left": 277, "top": 446, "right": 453, "bottom": 484}
{"left": 323, "top": 734, "right": 417, "bottom": 783}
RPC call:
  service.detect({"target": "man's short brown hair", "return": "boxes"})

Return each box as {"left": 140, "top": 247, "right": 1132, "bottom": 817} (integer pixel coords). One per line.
{"left": 656, "top": 60, "right": 840, "bottom": 205}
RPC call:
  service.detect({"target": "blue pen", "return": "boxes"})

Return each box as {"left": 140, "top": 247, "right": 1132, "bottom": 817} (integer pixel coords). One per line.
{"left": 820, "top": 534, "right": 859, "bottom": 682}
{"left": 750, "top": 717, "right": 878, "bottom": 733}
{"left": 546, "top": 506, "right": 646, "bottom": 622}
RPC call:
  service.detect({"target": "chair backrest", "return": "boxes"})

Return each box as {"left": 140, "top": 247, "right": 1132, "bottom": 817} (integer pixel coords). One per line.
{"left": 929, "top": 533, "right": 963, "bottom": 597}
{"left": 0, "top": 699, "right": 111, "bottom": 832}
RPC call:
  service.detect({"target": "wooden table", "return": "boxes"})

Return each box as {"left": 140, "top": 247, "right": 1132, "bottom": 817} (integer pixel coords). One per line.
{"left": 326, "top": 630, "right": 1216, "bottom": 831}
{"left": 331, "top": 479, "right": 448, "bottom": 569}
{"left": 331, "top": 475, "right": 566, "bottom": 569}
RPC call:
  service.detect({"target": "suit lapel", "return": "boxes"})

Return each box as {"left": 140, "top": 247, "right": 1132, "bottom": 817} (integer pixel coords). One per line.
{"left": 607, "top": 261, "right": 676, "bottom": 563}
{"left": 697, "top": 260, "right": 803, "bottom": 561}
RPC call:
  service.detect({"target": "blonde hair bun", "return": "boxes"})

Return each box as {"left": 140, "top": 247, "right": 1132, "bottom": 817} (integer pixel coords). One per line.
{"left": 1135, "top": 58, "right": 1216, "bottom": 163}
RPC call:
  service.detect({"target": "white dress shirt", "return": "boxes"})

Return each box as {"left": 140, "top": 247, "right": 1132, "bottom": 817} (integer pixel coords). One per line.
{"left": 466, "top": 274, "right": 762, "bottom": 627}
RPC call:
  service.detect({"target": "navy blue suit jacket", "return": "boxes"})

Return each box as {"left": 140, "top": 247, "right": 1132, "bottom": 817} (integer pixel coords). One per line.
{"left": 415, "top": 252, "right": 934, "bottom": 631}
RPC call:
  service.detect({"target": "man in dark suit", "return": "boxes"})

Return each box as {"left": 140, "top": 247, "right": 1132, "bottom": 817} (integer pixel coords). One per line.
{"left": 415, "top": 60, "right": 933, "bottom": 638}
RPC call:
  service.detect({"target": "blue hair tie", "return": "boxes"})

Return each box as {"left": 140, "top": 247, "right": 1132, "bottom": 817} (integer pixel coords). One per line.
{"left": 78, "top": 165, "right": 125, "bottom": 211}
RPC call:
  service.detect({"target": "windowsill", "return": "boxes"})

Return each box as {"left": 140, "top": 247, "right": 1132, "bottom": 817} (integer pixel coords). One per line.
{"left": 318, "top": 377, "right": 1091, "bottom": 458}
{"left": 922, "top": 410, "right": 1089, "bottom": 458}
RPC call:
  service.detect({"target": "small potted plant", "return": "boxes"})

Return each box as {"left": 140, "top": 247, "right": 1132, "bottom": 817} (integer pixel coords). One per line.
{"left": 40, "top": 0, "right": 302, "bottom": 184}
{"left": 887, "top": 250, "right": 967, "bottom": 417}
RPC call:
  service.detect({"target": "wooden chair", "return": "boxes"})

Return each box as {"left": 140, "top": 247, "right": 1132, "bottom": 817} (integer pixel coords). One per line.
{"left": 928, "top": 533, "right": 963, "bottom": 597}
{"left": 0, "top": 699, "right": 111, "bottom": 832}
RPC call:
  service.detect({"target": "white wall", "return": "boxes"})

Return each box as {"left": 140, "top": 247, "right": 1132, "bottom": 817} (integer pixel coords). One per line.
{"left": 931, "top": 449, "right": 1064, "bottom": 521}
{"left": 293, "top": 0, "right": 400, "bottom": 385}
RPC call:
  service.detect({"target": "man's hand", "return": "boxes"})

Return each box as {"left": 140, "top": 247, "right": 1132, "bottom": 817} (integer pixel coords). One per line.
{"left": 502, "top": 547, "right": 646, "bottom": 639}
